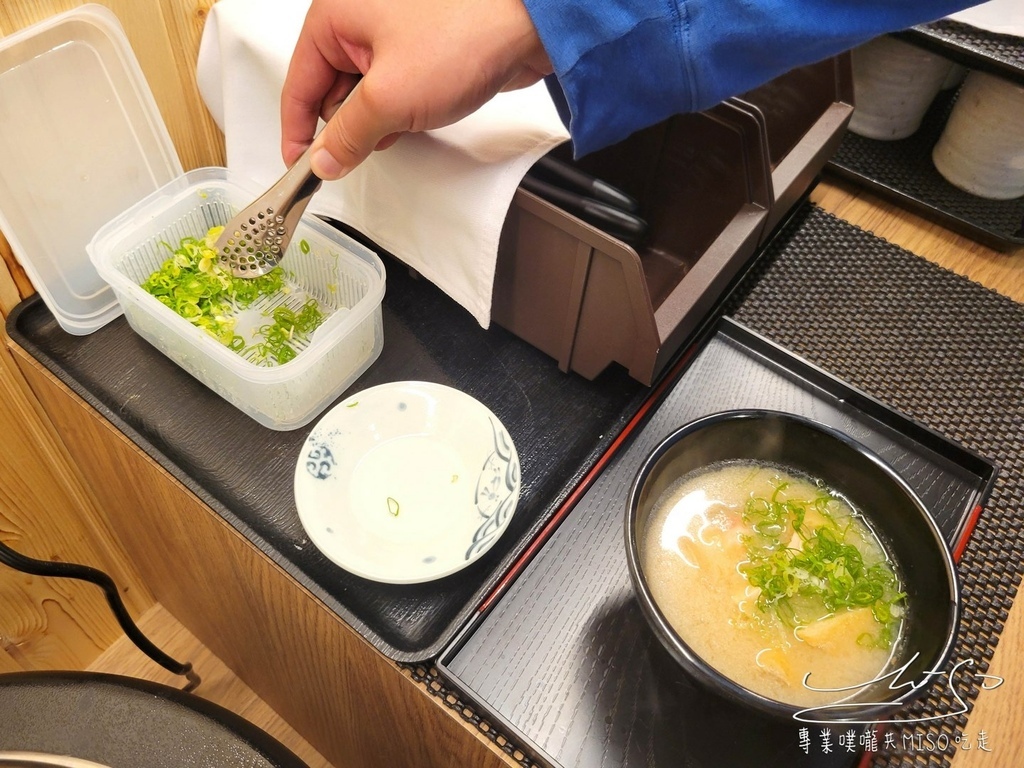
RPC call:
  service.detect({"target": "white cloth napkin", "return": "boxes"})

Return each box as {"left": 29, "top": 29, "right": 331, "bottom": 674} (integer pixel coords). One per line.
{"left": 948, "top": 0, "right": 1024, "bottom": 38}
{"left": 196, "top": 0, "right": 570, "bottom": 328}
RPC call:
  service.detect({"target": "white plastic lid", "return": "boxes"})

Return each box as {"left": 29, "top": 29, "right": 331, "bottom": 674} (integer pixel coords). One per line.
{"left": 0, "top": 4, "right": 182, "bottom": 334}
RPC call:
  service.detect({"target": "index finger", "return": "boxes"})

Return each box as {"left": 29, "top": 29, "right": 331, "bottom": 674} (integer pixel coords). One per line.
{"left": 281, "top": 28, "right": 359, "bottom": 165}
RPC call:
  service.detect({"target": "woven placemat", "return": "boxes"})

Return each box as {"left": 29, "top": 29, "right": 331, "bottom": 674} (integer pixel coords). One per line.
{"left": 904, "top": 21, "right": 1024, "bottom": 82}
{"left": 413, "top": 203, "right": 1024, "bottom": 768}
{"left": 726, "top": 204, "right": 1024, "bottom": 767}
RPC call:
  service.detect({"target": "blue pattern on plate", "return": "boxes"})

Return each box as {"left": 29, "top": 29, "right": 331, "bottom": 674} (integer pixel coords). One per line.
{"left": 305, "top": 444, "right": 337, "bottom": 480}
{"left": 465, "top": 419, "right": 520, "bottom": 560}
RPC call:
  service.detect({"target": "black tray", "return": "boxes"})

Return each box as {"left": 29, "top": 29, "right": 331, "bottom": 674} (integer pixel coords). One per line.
{"left": 827, "top": 23, "right": 1024, "bottom": 250}
{"left": 437, "top": 317, "right": 996, "bottom": 768}
{"left": 902, "top": 20, "right": 1024, "bottom": 84}
{"left": 6, "top": 251, "right": 649, "bottom": 662}
{"left": 827, "top": 88, "right": 1024, "bottom": 250}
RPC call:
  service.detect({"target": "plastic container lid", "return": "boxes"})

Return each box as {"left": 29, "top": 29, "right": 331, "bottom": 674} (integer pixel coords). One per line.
{"left": 0, "top": 4, "right": 182, "bottom": 335}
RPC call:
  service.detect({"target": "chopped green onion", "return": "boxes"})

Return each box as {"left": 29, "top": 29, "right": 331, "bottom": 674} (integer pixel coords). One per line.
{"left": 739, "top": 480, "right": 906, "bottom": 648}
{"left": 140, "top": 226, "right": 327, "bottom": 366}
{"left": 245, "top": 299, "right": 326, "bottom": 365}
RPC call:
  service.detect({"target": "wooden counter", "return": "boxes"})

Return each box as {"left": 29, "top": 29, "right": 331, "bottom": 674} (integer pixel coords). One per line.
{"left": 2, "top": 173, "right": 1020, "bottom": 768}
{"left": 7, "top": 318, "right": 517, "bottom": 768}
{"left": 1, "top": 6, "right": 1022, "bottom": 764}
{"left": 0, "top": 0, "right": 224, "bottom": 677}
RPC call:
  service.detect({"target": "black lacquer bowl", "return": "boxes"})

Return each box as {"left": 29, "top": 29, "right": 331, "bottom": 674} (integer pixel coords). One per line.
{"left": 625, "top": 409, "right": 959, "bottom": 721}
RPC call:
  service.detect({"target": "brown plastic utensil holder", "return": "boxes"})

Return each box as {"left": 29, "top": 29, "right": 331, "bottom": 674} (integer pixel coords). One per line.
{"left": 493, "top": 56, "right": 853, "bottom": 386}
{"left": 731, "top": 53, "right": 855, "bottom": 238}
{"left": 492, "top": 102, "right": 772, "bottom": 386}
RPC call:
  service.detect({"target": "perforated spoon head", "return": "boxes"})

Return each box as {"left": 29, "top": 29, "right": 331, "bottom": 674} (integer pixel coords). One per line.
{"left": 216, "top": 147, "right": 322, "bottom": 278}
{"left": 217, "top": 207, "right": 289, "bottom": 277}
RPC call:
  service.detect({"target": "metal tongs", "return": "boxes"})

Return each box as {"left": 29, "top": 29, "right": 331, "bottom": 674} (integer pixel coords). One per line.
{"left": 215, "top": 145, "right": 322, "bottom": 278}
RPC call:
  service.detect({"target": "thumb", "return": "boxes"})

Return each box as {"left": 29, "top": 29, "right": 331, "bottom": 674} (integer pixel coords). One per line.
{"left": 309, "top": 78, "right": 398, "bottom": 180}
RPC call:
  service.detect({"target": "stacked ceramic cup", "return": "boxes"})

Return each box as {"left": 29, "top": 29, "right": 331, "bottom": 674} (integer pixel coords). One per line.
{"left": 850, "top": 34, "right": 1024, "bottom": 202}
{"left": 931, "top": 71, "right": 1024, "bottom": 200}
{"left": 848, "top": 36, "right": 954, "bottom": 140}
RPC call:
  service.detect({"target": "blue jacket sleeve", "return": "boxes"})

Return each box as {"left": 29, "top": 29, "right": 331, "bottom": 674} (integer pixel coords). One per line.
{"left": 521, "top": 0, "right": 980, "bottom": 156}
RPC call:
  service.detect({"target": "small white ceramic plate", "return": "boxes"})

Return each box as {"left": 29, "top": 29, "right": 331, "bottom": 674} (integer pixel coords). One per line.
{"left": 294, "top": 381, "right": 521, "bottom": 584}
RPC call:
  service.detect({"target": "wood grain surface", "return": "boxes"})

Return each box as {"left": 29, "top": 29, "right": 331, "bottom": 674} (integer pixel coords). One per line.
{"left": 0, "top": 0, "right": 1021, "bottom": 761}
{"left": 11, "top": 346, "right": 516, "bottom": 768}
{"left": 0, "top": 0, "right": 227, "bottom": 675}
{"left": 0, "top": 249, "right": 151, "bottom": 675}
{"left": 1, "top": 271, "right": 153, "bottom": 675}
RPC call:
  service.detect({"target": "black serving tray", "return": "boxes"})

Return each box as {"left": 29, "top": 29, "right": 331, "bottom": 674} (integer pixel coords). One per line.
{"left": 901, "top": 20, "right": 1024, "bottom": 85}
{"left": 827, "top": 24, "right": 1024, "bottom": 250}
{"left": 437, "top": 317, "right": 996, "bottom": 768}
{"left": 6, "top": 249, "right": 649, "bottom": 662}
{"left": 828, "top": 88, "right": 1024, "bottom": 250}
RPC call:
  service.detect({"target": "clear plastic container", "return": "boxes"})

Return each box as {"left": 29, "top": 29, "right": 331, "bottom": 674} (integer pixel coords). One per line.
{"left": 88, "top": 168, "right": 386, "bottom": 430}
{"left": 0, "top": 4, "right": 182, "bottom": 335}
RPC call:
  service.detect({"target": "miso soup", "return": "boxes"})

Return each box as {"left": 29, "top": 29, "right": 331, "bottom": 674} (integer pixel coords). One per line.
{"left": 641, "top": 461, "right": 906, "bottom": 707}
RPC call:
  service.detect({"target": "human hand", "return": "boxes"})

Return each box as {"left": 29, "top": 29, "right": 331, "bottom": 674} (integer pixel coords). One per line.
{"left": 281, "top": 0, "right": 552, "bottom": 180}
